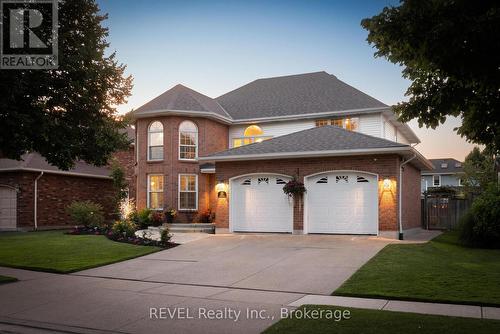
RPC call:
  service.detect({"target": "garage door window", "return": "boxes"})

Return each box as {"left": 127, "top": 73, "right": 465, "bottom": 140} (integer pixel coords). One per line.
{"left": 336, "top": 175, "right": 348, "bottom": 183}
{"left": 179, "top": 174, "right": 197, "bottom": 210}
{"left": 357, "top": 176, "right": 369, "bottom": 183}
{"left": 316, "top": 177, "right": 328, "bottom": 184}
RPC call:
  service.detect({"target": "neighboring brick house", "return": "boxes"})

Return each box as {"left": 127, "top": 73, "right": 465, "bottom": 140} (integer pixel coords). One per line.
{"left": 0, "top": 129, "right": 136, "bottom": 231}
{"left": 421, "top": 158, "right": 464, "bottom": 194}
{"left": 132, "top": 71, "right": 432, "bottom": 238}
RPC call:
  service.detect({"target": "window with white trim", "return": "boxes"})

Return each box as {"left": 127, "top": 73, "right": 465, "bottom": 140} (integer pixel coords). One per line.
{"left": 148, "top": 121, "right": 164, "bottom": 160}
{"left": 314, "top": 118, "right": 359, "bottom": 131}
{"left": 147, "top": 174, "right": 164, "bottom": 210}
{"left": 179, "top": 121, "right": 198, "bottom": 160}
{"left": 179, "top": 174, "right": 197, "bottom": 210}
{"left": 433, "top": 175, "right": 441, "bottom": 187}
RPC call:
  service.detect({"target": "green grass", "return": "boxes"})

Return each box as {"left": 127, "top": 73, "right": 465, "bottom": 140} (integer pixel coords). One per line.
{"left": 335, "top": 231, "right": 500, "bottom": 306}
{"left": 0, "top": 230, "right": 162, "bottom": 273}
{"left": 0, "top": 275, "right": 17, "bottom": 284}
{"left": 263, "top": 305, "right": 500, "bottom": 334}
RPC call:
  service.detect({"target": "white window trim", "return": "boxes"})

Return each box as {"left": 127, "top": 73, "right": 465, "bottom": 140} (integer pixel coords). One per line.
{"left": 178, "top": 174, "right": 198, "bottom": 211}
{"left": 458, "top": 177, "right": 463, "bottom": 186}
{"left": 147, "top": 174, "right": 164, "bottom": 210}
{"left": 147, "top": 121, "right": 164, "bottom": 162}
{"left": 433, "top": 175, "right": 441, "bottom": 187}
{"left": 178, "top": 122, "right": 198, "bottom": 161}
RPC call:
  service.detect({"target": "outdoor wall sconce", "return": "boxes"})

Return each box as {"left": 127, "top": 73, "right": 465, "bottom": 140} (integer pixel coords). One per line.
{"left": 216, "top": 181, "right": 227, "bottom": 198}
{"left": 383, "top": 178, "right": 392, "bottom": 190}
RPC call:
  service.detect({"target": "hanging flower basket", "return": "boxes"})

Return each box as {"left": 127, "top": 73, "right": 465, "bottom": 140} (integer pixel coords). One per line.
{"left": 283, "top": 178, "right": 306, "bottom": 198}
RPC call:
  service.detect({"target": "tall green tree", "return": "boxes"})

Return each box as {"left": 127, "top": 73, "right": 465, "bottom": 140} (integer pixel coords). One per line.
{"left": 361, "top": 0, "right": 500, "bottom": 153}
{"left": 462, "top": 147, "right": 497, "bottom": 192}
{"left": 0, "top": 0, "right": 133, "bottom": 169}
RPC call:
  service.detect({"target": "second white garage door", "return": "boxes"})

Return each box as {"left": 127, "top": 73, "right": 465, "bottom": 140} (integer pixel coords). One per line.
{"left": 305, "top": 171, "right": 378, "bottom": 234}
{"left": 230, "top": 174, "right": 293, "bottom": 232}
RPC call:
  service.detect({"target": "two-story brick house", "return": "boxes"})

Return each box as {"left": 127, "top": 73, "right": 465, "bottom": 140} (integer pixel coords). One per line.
{"left": 132, "top": 71, "right": 432, "bottom": 238}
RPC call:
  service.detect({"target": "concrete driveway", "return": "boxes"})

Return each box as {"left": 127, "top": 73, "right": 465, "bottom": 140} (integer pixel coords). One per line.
{"left": 0, "top": 234, "right": 393, "bottom": 334}
{"left": 77, "top": 234, "right": 390, "bottom": 295}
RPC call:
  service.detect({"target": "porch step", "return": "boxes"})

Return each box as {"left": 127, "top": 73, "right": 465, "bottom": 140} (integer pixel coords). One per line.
{"left": 148, "top": 224, "right": 215, "bottom": 234}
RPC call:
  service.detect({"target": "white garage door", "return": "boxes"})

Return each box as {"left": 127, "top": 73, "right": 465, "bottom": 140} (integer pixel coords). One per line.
{"left": 231, "top": 175, "right": 293, "bottom": 232}
{"left": 306, "top": 171, "right": 378, "bottom": 234}
{"left": 0, "top": 187, "right": 17, "bottom": 230}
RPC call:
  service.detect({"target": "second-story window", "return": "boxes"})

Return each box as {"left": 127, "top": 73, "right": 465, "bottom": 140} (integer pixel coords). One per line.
{"left": 148, "top": 121, "right": 163, "bottom": 161}
{"left": 179, "top": 121, "right": 198, "bottom": 160}
{"left": 233, "top": 125, "right": 272, "bottom": 148}
{"left": 315, "top": 118, "right": 359, "bottom": 131}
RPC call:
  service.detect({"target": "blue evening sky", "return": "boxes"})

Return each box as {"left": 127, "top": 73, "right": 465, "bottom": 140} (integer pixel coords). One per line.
{"left": 97, "top": 0, "right": 475, "bottom": 160}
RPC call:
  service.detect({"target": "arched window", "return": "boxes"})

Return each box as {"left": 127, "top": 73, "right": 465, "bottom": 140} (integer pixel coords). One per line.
{"left": 243, "top": 125, "right": 263, "bottom": 137}
{"left": 179, "top": 121, "right": 198, "bottom": 160}
{"left": 148, "top": 121, "right": 163, "bottom": 160}
{"left": 232, "top": 125, "right": 272, "bottom": 147}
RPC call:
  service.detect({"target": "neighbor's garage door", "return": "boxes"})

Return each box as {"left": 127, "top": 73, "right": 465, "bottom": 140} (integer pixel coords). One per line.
{"left": 230, "top": 175, "right": 293, "bottom": 232}
{"left": 0, "top": 187, "right": 17, "bottom": 230}
{"left": 306, "top": 171, "right": 378, "bottom": 234}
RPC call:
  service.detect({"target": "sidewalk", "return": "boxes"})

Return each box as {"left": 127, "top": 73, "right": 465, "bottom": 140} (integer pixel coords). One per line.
{"left": 289, "top": 295, "right": 500, "bottom": 320}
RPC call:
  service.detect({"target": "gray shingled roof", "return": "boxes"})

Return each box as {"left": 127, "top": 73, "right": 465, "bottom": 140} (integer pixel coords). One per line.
{"left": 0, "top": 153, "right": 111, "bottom": 178}
{"left": 134, "top": 84, "right": 230, "bottom": 118}
{"left": 216, "top": 72, "right": 388, "bottom": 120}
{"left": 204, "top": 125, "right": 407, "bottom": 159}
{"left": 422, "top": 158, "right": 463, "bottom": 174}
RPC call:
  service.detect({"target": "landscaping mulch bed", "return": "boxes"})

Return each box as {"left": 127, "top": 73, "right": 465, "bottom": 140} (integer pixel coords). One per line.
{"left": 66, "top": 226, "right": 178, "bottom": 249}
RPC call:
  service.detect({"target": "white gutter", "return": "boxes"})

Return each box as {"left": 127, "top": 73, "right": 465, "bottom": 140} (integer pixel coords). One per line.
{"left": 34, "top": 171, "right": 44, "bottom": 230}
{"left": 200, "top": 146, "right": 434, "bottom": 169}
{"left": 0, "top": 167, "right": 112, "bottom": 179}
{"left": 398, "top": 154, "right": 417, "bottom": 240}
{"left": 231, "top": 107, "right": 390, "bottom": 124}
{"left": 132, "top": 109, "right": 233, "bottom": 124}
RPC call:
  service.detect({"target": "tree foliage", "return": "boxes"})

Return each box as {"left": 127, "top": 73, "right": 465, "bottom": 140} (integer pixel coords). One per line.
{"left": 462, "top": 147, "right": 497, "bottom": 192}
{"left": 0, "top": 0, "right": 133, "bottom": 169}
{"left": 361, "top": 0, "right": 500, "bottom": 153}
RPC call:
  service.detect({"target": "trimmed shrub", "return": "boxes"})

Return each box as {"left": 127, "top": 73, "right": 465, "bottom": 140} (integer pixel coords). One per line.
{"left": 193, "top": 209, "right": 215, "bottom": 224}
{"left": 130, "top": 208, "right": 152, "bottom": 229}
{"left": 160, "top": 227, "right": 171, "bottom": 244}
{"left": 66, "top": 200, "right": 105, "bottom": 228}
{"left": 111, "top": 220, "right": 137, "bottom": 238}
{"left": 459, "top": 184, "right": 500, "bottom": 248}
{"left": 150, "top": 211, "right": 164, "bottom": 227}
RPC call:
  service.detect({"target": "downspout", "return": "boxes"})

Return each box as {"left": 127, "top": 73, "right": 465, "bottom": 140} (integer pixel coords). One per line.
{"left": 398, "top": 154, "right": 417, "bottom": 240}
{"left": 34, "top": 171, "right": 44, "bottom": 230}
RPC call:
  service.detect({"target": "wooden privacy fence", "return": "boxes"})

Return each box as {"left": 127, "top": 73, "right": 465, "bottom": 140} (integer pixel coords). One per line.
{"left": 421, "top": 194, "right": 472, "bottom": 230}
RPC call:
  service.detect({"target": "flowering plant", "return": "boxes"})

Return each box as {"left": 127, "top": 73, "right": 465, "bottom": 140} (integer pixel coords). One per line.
{"left": 282, "top": 178, "right": 306, "bottom": 198}
{"left": 149, "top": 211, "right": 164, "bottom": 227}
{"left": 165, "top": 208, "right": 177, "bottom": 224}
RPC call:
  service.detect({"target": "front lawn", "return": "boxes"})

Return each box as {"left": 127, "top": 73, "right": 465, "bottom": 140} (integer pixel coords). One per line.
{"left": 335, "top": 232, "right": 500, "bottom": 306}
{"left": 0, "top": 230, "right": 162, "bottom": 273}
{"left": 263, "top": 305, "right": 500, "bottom": 334}
{"left": 0, "top": 275, "right": 17, "bottom": 284}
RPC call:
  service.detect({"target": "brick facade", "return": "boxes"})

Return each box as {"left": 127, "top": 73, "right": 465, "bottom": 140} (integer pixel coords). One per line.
{"left": 213, "top": 154, "right": 421, "bottom": 233}
{"left": 112, "top": 146, "right": 136, "bottom": 201}
{"left": 401, "top": 162, "right": 422, "bottom": 230}
{"left": 0, "top": 171, "right": 115, "bottom": 230}
{"left": 135, "top": 116, "right": 228, "bottom": 223}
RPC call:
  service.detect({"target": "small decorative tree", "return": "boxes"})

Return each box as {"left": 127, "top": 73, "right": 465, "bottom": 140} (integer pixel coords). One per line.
{"left": 283, "top": 178, "right": 306, "bottom": 211}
